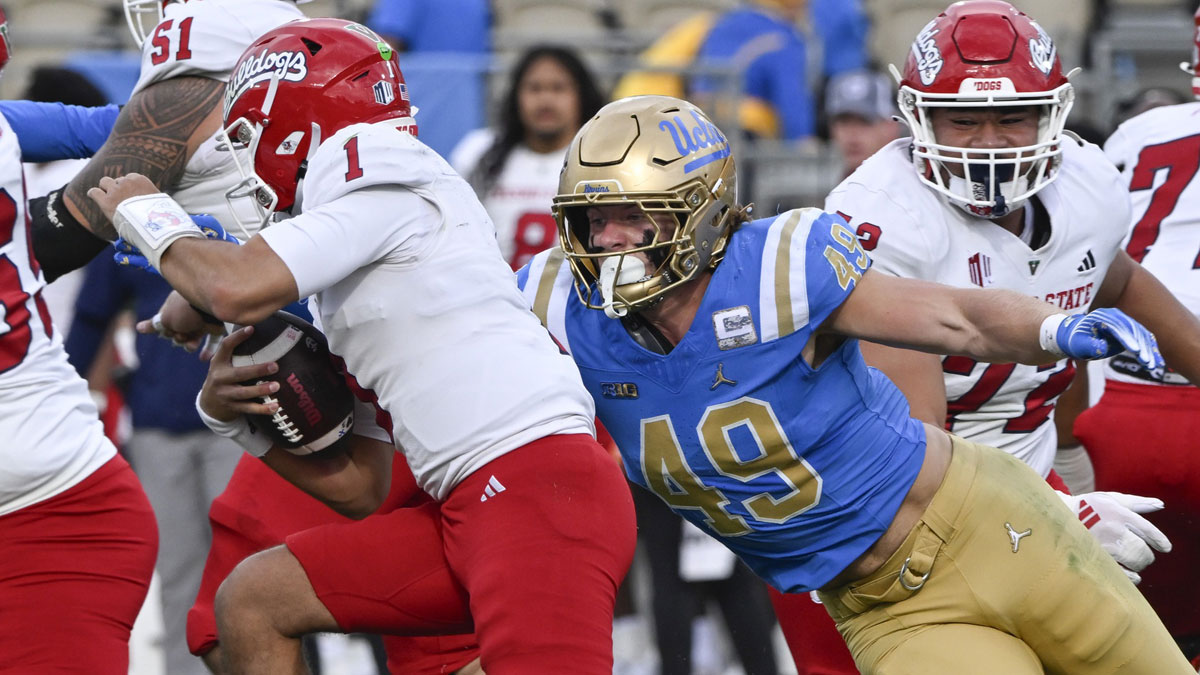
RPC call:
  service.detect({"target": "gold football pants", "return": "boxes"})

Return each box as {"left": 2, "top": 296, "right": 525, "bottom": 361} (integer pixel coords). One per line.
{"left": 817, "top": 435, "right": 1191, "bottom": 674}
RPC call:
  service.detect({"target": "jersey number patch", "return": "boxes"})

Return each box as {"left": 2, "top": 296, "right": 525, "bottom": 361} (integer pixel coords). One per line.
{"left": 0, "top": 189, "right": 49, "bottom": 374}
{"left": 641, "top": 397, "right": 822, "bottom": 536}
{"left": 943, "top": 357, "right": 1075, "bottom": 433}
{"left": 823, "top": 221, "right": 869, "bottom": 290}
{"left": 1126, "top": 133, "right": 1200, "bottom": 267}
{"left": 149, "top": 17, "right": 194, "bottom": 66}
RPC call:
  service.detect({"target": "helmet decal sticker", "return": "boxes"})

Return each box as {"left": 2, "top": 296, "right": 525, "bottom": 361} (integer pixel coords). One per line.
{"left": 1029, "top": 23, "right": 1056, "bottom": 77}
{"left": 226, "top": 48, "right": 309, "bottom": 114}
{"left": 373, "top": 80, "right": 394, "bottom": 105}
{"left": 912, "top": 21, "right": 943, "bottom": 86}
{"left": 658, "top": 111, "right": 730, "bottom": 173}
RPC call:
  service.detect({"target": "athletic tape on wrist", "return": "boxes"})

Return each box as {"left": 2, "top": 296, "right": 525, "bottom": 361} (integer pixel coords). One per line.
{"left": 112, "top": 193, "right": 204, "bottom": 269}
{"left": 195, "top": 391, "right": 273, "bottom": 457}
{"left": 1039, "top": 313, "right": 1069, "bottom": 357}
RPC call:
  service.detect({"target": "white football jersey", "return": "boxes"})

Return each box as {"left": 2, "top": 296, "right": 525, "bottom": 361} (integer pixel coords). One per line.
{"left": 259, "top": 121, "right": 596, "bottom": 500}
{"left": 0, "top": 117, "right": 114, "bottom": 515}
{"left": 1103, "top": 102, "right": 1200, "bottom": 387}
{"left": 826, "top": 138, "right": 1129, "bottom": 476}
{"left": 449, "top": 128, "right": 565, "bottom": 269}
{"left": 132, "top": 0, "right": 304, "bottom": 237}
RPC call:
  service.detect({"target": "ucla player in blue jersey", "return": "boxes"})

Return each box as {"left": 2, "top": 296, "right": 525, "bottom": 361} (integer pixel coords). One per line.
{"left": 517, "top": 95, "right": 1194, "bottom": 673}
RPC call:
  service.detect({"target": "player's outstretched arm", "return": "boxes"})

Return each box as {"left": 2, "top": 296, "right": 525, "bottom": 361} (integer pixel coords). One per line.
{"left": 28, "top": 76, "right": 223, "bottom": 281}
{"left": 0, "top": 100, "right": 119, "bottom": 161}
{"left": 826, "top": 269, "right": 1164, "bottom": 368}
{"left": 197, "top": 326, "right": 393, "bottom": 519}
{"left": 88, "top": 173, "right": 298, "bottom": 325}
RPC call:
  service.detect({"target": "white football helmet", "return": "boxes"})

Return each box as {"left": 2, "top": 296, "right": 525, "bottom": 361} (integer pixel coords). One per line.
{"left": 123, "top": 0, "right": 167, "bottom": 47}
{"left": 123, "top": 0, "right": 312, "bottom": 47}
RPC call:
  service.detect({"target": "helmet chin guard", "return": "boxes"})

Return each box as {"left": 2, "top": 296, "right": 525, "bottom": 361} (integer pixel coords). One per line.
{"left": 894, "top": 1, "right": 1074, "bottom": 219}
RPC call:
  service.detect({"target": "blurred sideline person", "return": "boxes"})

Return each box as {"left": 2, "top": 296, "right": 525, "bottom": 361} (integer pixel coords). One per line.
{"left": 88, "top": 18, "right": 635, "bottom": 674}
{"left": 0, "top": 10, "right": 158, "bottom": 673}
{"left": 516, "top": 93, "right": 1190, "bottom": 674}
{"left": 825, "top": 69, "right": 902, "bottom": 178}
{"left": 365, "top": 0, "right": 490, "bottom": 54}
{"left": 450, "top": 45, "right": 603, "bottom": 269}
{"left": 631, "top": 484, "right": 780, "bottom": 675}
{"left": 614, "top": 0, "right": 869, "bottom": 140}
{"left": 1074, "top": 5, "right": 1200, "bottom": 661}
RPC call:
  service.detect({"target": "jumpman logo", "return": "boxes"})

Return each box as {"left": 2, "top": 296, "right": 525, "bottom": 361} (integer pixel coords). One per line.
{"left": 711, "top": 363, "right": 736, "bottom": 390}
{"left": 1005, "top": 522, "right": 1031, "bottom": 553}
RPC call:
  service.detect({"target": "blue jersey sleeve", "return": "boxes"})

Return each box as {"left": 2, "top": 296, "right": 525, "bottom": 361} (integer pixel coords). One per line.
{"left": 803, "top": 211, "right": 871, "bottom": 330}
{"left": 0, "top": 101, "right": 119, "bottom": 162}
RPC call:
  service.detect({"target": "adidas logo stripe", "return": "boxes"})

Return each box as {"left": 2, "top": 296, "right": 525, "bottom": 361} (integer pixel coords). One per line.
{"left": 479, "top": 475, "right": 506, "bottom": 502}
{"left": 1077, "top": 250, "right": 1096, "bottom": 272}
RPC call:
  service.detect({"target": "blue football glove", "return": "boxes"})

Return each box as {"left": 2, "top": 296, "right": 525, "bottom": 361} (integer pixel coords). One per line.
{"left": 1048, "top": 308, "right": 1164, "bottom": 374}
{"left": 113, "top": 214, "right": 239, "bottom": 273}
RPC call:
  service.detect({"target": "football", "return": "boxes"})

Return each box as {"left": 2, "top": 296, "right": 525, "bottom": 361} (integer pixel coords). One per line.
{"left": 230, "top": 311, "right": 355, "bottom": 455}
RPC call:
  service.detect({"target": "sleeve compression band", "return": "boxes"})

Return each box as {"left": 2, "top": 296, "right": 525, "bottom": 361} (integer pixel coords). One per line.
{"left": 30, "top": 189, "right": 110, "bottom": 282}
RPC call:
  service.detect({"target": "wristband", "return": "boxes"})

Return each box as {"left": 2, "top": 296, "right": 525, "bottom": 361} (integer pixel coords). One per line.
{"left": 1038, "top": 313, "right": 1069, "bottom": 357}
{"left": 112, "top": 193, "right": 204, "bottom": 270}
{"left": 195, "top": 391, "right": 273, "bottom": 457}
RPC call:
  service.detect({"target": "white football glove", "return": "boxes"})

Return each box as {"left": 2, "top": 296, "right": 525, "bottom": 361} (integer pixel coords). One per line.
{"left": 1053, "top": 444, "right": 1096, "bottom": 494}
{"left": 1057, "top": 490, "right": 1171, "bottom": 584}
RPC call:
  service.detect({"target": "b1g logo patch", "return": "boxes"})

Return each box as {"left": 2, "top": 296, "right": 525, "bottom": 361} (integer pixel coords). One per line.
{"left": 713, "top": 306, "right": 757, "bottom": 351}
{"left": 601, "top": 382, "right": 639, "bottom": 399}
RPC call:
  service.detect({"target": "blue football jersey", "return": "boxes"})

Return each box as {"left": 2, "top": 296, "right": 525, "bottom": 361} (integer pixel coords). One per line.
{"left": 517, "top": 208, "right": 926, "bottom": 592}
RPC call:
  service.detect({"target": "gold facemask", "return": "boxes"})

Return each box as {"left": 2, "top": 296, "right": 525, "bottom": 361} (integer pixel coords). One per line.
{"left": 552, "top": 95, "right": 738, "bottom": 318}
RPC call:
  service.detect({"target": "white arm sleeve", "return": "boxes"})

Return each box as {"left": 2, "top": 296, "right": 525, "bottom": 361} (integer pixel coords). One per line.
{"left": 258, "top": 186, "right": 441, "bottom": 299}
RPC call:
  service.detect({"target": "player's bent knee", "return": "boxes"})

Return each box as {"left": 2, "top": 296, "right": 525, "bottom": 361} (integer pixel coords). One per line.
{"left": 214, "top": 544, "right": 339, "bottom": 639}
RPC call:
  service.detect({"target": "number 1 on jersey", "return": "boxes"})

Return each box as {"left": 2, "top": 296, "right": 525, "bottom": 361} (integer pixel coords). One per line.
{"left": 343, "top": 136, "right": 364, "bottom": 182}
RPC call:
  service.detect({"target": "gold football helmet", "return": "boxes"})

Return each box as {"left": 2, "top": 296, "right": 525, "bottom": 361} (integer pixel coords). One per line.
{"left": 552, "top": 95, "right": 738, "bottom": 318}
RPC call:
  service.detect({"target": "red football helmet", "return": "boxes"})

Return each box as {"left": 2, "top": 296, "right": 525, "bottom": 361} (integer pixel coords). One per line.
{"left": 220, "top": 18, "right": 416, "bottom": 232}
{"left": 1179, "top": 5, "right": 1200, "bottom": 98}
{"left": 895, "top": 0, "right": 1074, "bottom": 218}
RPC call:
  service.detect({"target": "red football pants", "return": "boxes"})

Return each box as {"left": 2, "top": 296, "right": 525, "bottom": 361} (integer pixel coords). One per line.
{"left": 188, "top": 453, "right": 480, "bottom": 674}
{"left": 1075, "top": 380, "right": 1200, "bottom": 645}
{"left": 0, "top": 455, "right": 157, "bottom": 673}
{"left": 288, "top": 434, "right": 636, "bottom": 674}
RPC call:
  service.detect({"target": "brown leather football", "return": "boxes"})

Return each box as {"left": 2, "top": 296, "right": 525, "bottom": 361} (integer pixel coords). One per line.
{"left": 231, "top": 311, "right": 354, "bottom": 454}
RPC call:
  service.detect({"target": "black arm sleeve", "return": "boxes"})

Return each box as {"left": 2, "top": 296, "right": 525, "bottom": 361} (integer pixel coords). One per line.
{"left": 29, "top": 189, "right": 109, "bottom": 283}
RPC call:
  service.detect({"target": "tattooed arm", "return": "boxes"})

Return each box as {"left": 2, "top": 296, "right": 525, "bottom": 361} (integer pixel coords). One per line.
{"left": 63, "top": 75, "right": 225, "bottom": 240}
{"left": 29, "top": 75, "right": 224, "bottom": 281}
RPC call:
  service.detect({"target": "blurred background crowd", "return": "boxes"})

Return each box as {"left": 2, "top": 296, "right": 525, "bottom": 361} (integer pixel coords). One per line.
{"left": 3, "top": 0, "right": 1195, "bottom": 217}
{"left": 9, "top": 1, "right": 1197, "bottom": 674}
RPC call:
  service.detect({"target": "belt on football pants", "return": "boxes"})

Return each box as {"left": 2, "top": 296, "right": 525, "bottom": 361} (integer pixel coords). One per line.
{"left": 819, "top": 435, "right": 977, "bottom": 618}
